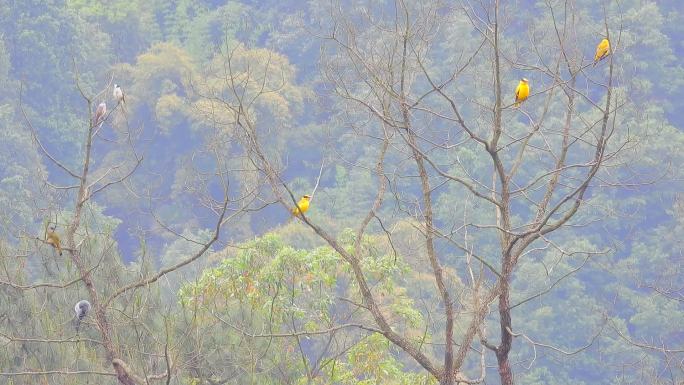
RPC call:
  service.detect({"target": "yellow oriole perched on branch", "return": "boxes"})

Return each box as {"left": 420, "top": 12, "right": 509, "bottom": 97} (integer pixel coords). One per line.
{"left": 594, "top": 38, "right": 610, "bottom": 66}
{"left": 514, "top": 78, "right": 530, "bottom": 107}
{"left": 292, "top": 195, "right": 311, "bottom": 217}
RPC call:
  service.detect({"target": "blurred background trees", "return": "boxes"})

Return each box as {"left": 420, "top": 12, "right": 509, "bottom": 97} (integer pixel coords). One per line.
{"left": 0, "top": 0, "right": 682, "bottom": 384}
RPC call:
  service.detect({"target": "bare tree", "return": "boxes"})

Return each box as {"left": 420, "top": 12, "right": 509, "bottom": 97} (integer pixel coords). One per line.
{"left": 192, "top": 1, "right": 630, "bottom": 384}
{"left": 0, "top": 63, "right": 266, "bottom": 384}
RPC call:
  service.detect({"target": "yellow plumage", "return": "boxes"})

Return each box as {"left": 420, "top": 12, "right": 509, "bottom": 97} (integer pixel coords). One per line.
{"left": 292, "top": 195, "right": 311, "bottom": 217}
{"left": 46, "top": 228, "right": 63, "bottom": 256}
{"left": 594, "top": 38, "right": 610, "bottom": 66}
{"left": 514, "top": 78, "right": 530, "bottom": 107}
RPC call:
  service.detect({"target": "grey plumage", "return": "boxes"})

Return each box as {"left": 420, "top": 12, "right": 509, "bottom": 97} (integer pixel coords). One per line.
{"left": 113, "top": 84, "right": 125, "bottom": 104}
{"left": 74, "top": 300, "right": 91, "bottom": 332}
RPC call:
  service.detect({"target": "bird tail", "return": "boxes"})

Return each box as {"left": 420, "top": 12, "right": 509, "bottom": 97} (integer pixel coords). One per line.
{"left": 57, "top": 245, "right": 63, "bottom": 256}
{"left": 287, "top": 207, "right": 304, "bottom": 224}
{"left": 594, "top": 52, "right": 609, "bottom": 67}
{"left": 73, "top": 317, "right": 81, "bottom": 333}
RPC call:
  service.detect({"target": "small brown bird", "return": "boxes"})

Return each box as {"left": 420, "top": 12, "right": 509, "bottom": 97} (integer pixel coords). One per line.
{"left": 46, "top": 226, "right": 63, "bottom": 256}
{"left": 93, "top": 102, "right": 107, "bottom": 127}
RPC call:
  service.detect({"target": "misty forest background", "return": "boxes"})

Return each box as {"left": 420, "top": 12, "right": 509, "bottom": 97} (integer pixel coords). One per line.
{"left": 0, "top": 0, "right": 683, "bottom": 384}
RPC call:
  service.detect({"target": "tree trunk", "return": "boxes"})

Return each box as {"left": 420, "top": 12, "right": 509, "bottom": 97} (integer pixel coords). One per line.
{"left": 496, "top": 271, "right": 514, "bottom": 385}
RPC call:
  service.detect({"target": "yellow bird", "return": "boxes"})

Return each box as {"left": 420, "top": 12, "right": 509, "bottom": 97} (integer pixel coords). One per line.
{"left": 593, "top": 38, "right": 610, "bottom": 66}
{"left": 46, "top": 226, "right": 63, "bottom": 256}
{"left": 514, "top": 78, "right": 530, "bottom": 107}
{"left": 291, "top": 194, "right": 311, "bottom": 217}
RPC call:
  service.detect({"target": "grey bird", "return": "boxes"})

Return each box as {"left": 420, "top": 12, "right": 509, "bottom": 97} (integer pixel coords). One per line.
{"left": 93, "top": 102, "right": 107, "bottom": 128}
{"left": 113, "top": 84, "right": 125, "bottom": 104}
{"left": 74, "top": 300, "right": 91, "bottom": 332}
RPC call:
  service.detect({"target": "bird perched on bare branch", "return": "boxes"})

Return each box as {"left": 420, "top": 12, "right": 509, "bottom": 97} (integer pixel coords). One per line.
{"left": 593, "top": 38, "right": 610, "bottom": 66}
{"left": 45, "top": 225, "right": 62, "bottom": 256}
{"left": 292, "top": 194, "right": 311, "bottom": 217}
{"left": 113, "top": 84, "right": 125, "bottom": 104}
{"left": 514, "top": 78, "right": 530, "bottom": 108}
{"left": 93, "top": 101, "right": 106, "bottom": 127}
{"left": 74, "top": 300, "right": 91, "bottom": 332}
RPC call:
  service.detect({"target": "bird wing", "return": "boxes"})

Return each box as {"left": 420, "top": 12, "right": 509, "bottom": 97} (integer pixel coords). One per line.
{"left": 46, "top": 232, "right": 57, "bottom": 244}
{"left": 292, "top": 198, "right": 308, "bottom": 216}
{"left": 595, "top": 40, "right": 609, "bottom": 61}
{"left": 94, "top": 104, "right": 106, "bottom": 125}
{"left": 515, "top": 84, "right": 521, "bottom": 101}
{"left": 594, "top": 46, "right": 602, "bottom": 60}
